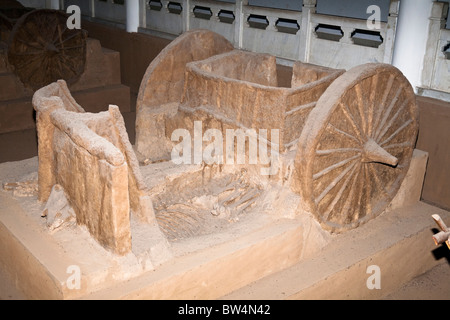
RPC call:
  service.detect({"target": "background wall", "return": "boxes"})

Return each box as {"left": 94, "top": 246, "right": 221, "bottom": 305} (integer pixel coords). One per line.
{"left": 416, "top": 96, "right": 450, "bottom": 210}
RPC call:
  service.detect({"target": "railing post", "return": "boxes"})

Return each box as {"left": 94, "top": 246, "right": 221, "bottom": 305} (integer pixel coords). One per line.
{"left": 392, "top": 0, "right": 434, "bottom": 92}
{"left": 126, "top": 0, "right": 140, "bottom": 32}
{"left": 91, "top": 0, "right": 95, "bottom": 18}
{"left": 420, "top": 1, "right": 448, "bottom": 89}
{"left": 234, "top": 0, "right": 245, "bottom": 49}
{"left": 298, "top": 0, "right": 316, "bottom": 62}
{"left": 382, "top": 0, "right": 400, "bottom": 64}
{"left": 181, "top": 0, "right": 190, "bottom": 33}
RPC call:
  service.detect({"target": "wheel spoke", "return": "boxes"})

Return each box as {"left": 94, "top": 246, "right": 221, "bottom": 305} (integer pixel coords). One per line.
{"left": 316, "top": 159, "right": 358, "bottom": 205}
{"left": 59, "top": 45, "right": 84, "bottom": 50}
{"left": 346, "top": 164, "right": 363, "bottom": 222}
{"left": 354, "top": 83, "right": 367, "bottom": 135}
{"left": 375, "top": 98, "right": 409, "bottom": 143}
{"left": 56, "top": 58, "right": 65, "bottom": 79}
{"left": 57, "top": 31, "right": 82, "bottom": 46}
{"left": 374, "top": 86, "right": 403, "bottom": 141}
{"left": 313, "top": 154, "right": 360, "bottom": 180}
{"left": 367, "top": 74, "right": 379, "bottom": 137}
{"left": 346, "top": 163, "right": 367, "bottom": 221}
{"left": 59, "top": 58, "right": 76, "bottom": 76}
{"left": 49, "top": 16, "right": 59, "bottom": 44}
{"left": 327, "top": 123, "right": 360, "bottom": 144}
{"left": 25, "top": 57, "right": 43, "bottom": 82}
{"left": 371, "top": 74, "right": 395, "bottom": 139}
{"left": 321, "top": 162, "right": 359, "bottom": 221}
{"left": 11, "top": 52, "right": 42, "bottom": 69}
{"left": 383, "top": 141, "right": 412, "bottom": 150}
{"left": 380, "top": 119, "right": 413, "bottom": 146}
{"left": 54, "top": 24, "right": 69, "bottom": 46}
{"left": 22, "top": 23, "right": 46, "bottom": 47}
{"left": 52, "top": 19, "right": 67, "bottom": 44}
{"left": 11, "top": 50, "right": 44, "bottom": 55}
{"left": 339, "top": 102, "right": 364, "bottom": 143}
{"left": 16, "top": 37, "right": 43, "bottom": 50}
{"left": 368, "top": 164, "right": 390, "bottom": 197}
{"left": 316, "top": 147, "right": 360, "bottom": 156}
{"left": 363, "top": 164, "right": 372, "bottom": 217}
{"left": 59, "top": 54, "right": 80, "bottom": 75}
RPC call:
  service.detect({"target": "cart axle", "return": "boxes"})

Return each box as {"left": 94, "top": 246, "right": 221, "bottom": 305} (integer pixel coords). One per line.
{"left": 361, "top": 138, "right": 398, "bottom": 166}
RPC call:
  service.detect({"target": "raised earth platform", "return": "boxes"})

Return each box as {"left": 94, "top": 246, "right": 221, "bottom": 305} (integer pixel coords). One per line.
{"left": 223, "top": 200, "right": 450, "bottom": 300}
{"left": 0, "top": 150, "right": 448, "bottom": 299}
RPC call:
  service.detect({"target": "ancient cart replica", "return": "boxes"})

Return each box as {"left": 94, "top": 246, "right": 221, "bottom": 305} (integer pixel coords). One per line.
{"left": 0, "top": 1, "right": 87, "bottom": 90}
{"left": 32, "top": 30, "right": 419, "bottom": 261}
{"left": 135, "top": 29, "right": 419, "bottom": 234}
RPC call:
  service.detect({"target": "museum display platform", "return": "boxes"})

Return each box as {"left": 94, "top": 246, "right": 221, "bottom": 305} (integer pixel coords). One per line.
{"left": 0, "top": 149, "right": 448, "bottom": 300}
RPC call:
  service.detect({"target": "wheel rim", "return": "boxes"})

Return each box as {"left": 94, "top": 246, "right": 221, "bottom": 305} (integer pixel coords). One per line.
{"left": 295, "top": 63, "right": 419, "bottom": 233}
{"left": 7, "top": 9, "right": 87, "bottom": 90}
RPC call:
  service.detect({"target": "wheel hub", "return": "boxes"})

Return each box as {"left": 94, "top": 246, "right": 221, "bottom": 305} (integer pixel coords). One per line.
{"left": 45, "top": 42, "right": 59, "bottom": 54}
{"left": 361, "top": 138, "right": 398, "bottom": 166}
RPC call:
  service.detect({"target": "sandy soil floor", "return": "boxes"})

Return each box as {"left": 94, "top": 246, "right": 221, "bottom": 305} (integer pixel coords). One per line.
{"left": 383, "top": 261, "right": 450, "bottom": 300}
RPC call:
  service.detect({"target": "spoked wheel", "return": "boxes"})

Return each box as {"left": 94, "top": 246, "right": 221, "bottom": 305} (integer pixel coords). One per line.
{"left": 7, "top": 9, "right": 87, "bottom": 90}
{"left": 295, "top": 63, "right": 419, "bottom": 233}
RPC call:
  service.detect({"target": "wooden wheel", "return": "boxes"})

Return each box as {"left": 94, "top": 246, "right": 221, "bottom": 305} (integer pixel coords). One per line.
{"left": 7, "top": 9, "right": 87, "bottom": 90}
{"left": 295, "top": 63, "right": 419, "bottom": 233}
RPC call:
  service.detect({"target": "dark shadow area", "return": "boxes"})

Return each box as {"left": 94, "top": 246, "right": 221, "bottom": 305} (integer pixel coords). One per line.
{"left": 431, "top": 228, "right": 450, "bottom": 264}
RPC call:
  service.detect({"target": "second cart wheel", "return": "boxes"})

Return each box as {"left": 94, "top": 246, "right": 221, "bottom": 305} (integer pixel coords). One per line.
{"left": 294, "top": 63, "right": 419, "bottom": 233}
{"left": 7, "top": 9, "right": 87, "bottom": 90}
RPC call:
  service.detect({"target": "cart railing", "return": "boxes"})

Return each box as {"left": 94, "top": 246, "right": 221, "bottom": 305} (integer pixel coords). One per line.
{"left": 137, "top": 0, "right": 399, "bottom": 69}
{"left": 62, "top": 0, "right": 399, "bottom": 70}
{"left": 420, "top": 1, "right": 450, "bottom": 99}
